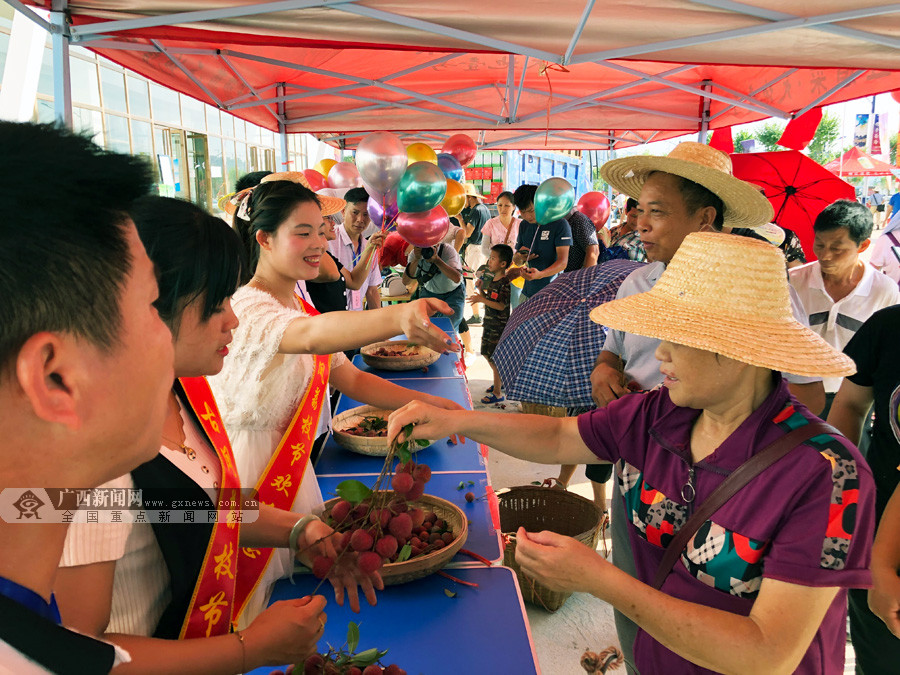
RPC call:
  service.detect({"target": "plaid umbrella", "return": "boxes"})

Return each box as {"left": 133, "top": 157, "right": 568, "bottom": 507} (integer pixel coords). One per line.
{"left": 493, "top": 259, "right": 644, "bottom": 408}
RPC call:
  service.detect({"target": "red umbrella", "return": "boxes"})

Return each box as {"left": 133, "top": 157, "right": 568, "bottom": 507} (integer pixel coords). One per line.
{"left": 731, "top": 150, "right": 855, "bottom": 262}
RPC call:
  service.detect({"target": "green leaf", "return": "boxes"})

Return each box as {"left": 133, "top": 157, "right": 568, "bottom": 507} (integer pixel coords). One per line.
{"left": 444, "top": 588, "right": 457, "bottom": 598}
{"left": 397, "top": 444, "right": 411, "bottom": 464}
{"left": 531, "top": 481, "right": 542, "bottom": 485}
{"left": 416, "top": 439, "right": 431, "bottom": 447}
{"left": 466, "top": 481, "right": 474, "bottom": 486}
{"left": 457, "top": 481, "right": 465, "bottom": 490}
{"left": 396, "top": 543, "right": 412, "bottom": 562}
{"left": 350, "top": 648, "right": 388, "bottom": 667}
{"left": 336, "top": 480, "right": 372, "bottom": 505}
{"left": 347, "top": 621, "right": 359, "bottom": 654}
{"left": 403, "top": 423, "right": 414, "bottom": 440}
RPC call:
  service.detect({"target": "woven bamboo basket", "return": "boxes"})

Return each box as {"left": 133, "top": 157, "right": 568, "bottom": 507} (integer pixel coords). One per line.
{"left": 520, "top": 402, "right": 567, "bottom": 417}
{"left": 360, "top": 340, "right": 439, "bottom": 371}
{"left": 499, "top": 485, "right": 603, "bottom": 612}
{"left": 331, "top": 405, "right": 426, "bottom": 457}
{"left": 323, "top": 493, "right": 467, "bottom": 585}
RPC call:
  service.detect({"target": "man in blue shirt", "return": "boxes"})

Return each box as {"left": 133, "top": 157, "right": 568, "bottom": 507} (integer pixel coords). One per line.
{"left": 885, "top": 188, "right": 900, "bottom": 224}
{"left": 512, "top": 184, "right": 572, "bottom": 298}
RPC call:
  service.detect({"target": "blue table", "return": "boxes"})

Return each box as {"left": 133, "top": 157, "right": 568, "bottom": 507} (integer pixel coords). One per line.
{"left": 316, "top": 379, "right": 484, "bottom": 476}
{"left": 316, "top": 472, "right": 502, "bottom": 565}
{"left": 351, "top": 351, "right": 463, "bottom": 380}
{"left": 245, "top": 567, "right": 537, "bottom": 675}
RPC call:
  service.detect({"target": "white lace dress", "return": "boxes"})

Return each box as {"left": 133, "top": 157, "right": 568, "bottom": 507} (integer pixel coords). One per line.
{"left": 208, "top": 285, "right": 348, "bottom": 624}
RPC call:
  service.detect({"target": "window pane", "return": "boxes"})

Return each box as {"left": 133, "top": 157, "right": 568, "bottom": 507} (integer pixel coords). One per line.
{"left": 73, "top": 107, "right": 102, "bottom": 145}
{"left": 35, "top": 99, "right": 55, "bottom": 124}
{"left": 127, "top": 77, "right": 150, "bottom": 118}
{"left": 220, "top": 112, "right": 234, "bottom": 138}
{"left": 70, "top": 57, "right": 100, "bottom": 106}
{"left": 206, "top": 105, "right": 221, "bottom": 135}
{"left": 104, "top": 113, "right": 130, "bottom": 153}
{"left": 37, "top": 47, "right": 54, "bottom": 97}
{"left": 224, "top": 140, "right": 237, "bottom": 192}
{"left": 181, "top": 95, "right": 205, "bottom": 131}
{"left": 233, "top": 118, "right": 245, "bottom": 140}
{"left": 150, "top": 83, "right": 180, "bottom": 126}
{"left": 100, "top": 67, "right": 127, "bottom": 113}
{"left": 0, "top": 31, "right": 8, "bottom": 76}
{"left": 261, "top": 128, "right": 274, "bottom": 147}
{"left": 209, "top": 137, "right": 226, "bottom": 208}
{"left": 245, "top": 123, "right": 259, "bottom": 146}
{"left": 131, "top": 119, "right": 153, "bottom": 157}
{"left": 235, "top": 142, "right": 247, "bottom": 181}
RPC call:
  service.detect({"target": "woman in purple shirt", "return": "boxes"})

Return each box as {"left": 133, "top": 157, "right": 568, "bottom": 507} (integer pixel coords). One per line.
{"left": 388, "top": 232, "right": 875, "bottom": 674}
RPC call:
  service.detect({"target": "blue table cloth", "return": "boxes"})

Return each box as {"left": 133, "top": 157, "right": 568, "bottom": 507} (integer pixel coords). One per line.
{"left": 316, "top": 472, "right": 502, "bottom": 565}
{"left": 245, "top": 567, "right": 537, "bottom": 675}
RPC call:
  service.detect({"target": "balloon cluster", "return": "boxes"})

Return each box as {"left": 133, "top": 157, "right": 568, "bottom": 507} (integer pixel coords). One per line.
{"left": 341, "top": 132, "right": 480, "bottom": 248}
{"left": 303, "top": 158, "right": 364, "bottom": 194}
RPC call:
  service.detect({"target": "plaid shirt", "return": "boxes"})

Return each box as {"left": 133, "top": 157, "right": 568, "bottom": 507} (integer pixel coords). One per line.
{"left": 612, "top": 230, "right": 648, "bottom": 263}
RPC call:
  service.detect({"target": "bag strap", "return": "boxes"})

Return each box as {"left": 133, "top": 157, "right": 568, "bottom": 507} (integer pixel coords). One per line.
{"left": 887, "top": 232, "right": 900, "bottom": 247}
{"left": 651, "top": 420, "right": 838, "bottom": 590}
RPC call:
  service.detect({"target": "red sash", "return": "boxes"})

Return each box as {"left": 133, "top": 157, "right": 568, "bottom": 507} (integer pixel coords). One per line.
{"left": 233, "top": 296, "right": 332, "bottom": 620}
{"left": 176, "top": 377, "right": 243, "bottom": 639}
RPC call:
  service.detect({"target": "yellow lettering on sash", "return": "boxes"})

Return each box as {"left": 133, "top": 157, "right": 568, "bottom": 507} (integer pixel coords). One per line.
{"left": 220, "top": 447, "right": 235, "bottom": 473}
{"left": 291, "top": 442, "right": 306, "bottom": 466}
{"left": 271, "top": 474, "right": 292, "bottom": 497}
{"left": 213, "top": 542, "right": 235, "bottom": 580}
{"left": 316, "top": 361, "right": 326, "bottom": 378}
{"left": 242, "top": 547, "right": 260, "bottom": 559}
{"left": 301, "top": 416, "right": 312, "bottom": 436}
{"left": 200, "top": 402, "right": 221, "bottom": 433}
{"left": 311, "top": 387, "right": 322, "bottom": 410}
{"left": 199, "top": 591, "right": 229, "bottom": 637}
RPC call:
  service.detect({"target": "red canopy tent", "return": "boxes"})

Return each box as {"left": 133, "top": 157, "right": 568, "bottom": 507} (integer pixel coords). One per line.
{"left": 824, "top": 146, "right": 898, "bottom": 177}
{"left": 16, "top": 1, "right": 900, "bottom": 150}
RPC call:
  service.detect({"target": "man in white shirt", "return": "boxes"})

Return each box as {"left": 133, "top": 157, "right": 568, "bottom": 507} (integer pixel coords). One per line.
{"left": 790, "top": 199, "right": 900, "bottom": 414}
{"left": 328, "top": 187, "right": 383, "bottom": 311}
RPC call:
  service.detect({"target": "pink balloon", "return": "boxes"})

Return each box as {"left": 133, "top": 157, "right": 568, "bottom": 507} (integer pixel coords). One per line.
{"left": 395, "top": 206, "right": 450, "bottom": 248}
{"left": 440, "top": 134, "right": 478, "bottom": 167}
{"left": 576, "top": 191, "right": 611, "bottom": 228}
{"left": 303, "top": 169, "right": 327, "bottom": 192}
{"left": 326, "top": 162, "right": 361, "bottom": 189}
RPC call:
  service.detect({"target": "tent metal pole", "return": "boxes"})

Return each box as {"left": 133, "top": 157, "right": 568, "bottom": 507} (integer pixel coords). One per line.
{"left": 277, "top": 84, "right": 289, "bottom": 169}
{"left": 569, "top": 3, "right": 900, "bottom": 64}
{"left": 708, "top": 70, "right": 797, "bottom": 121}
{"left": 698, "top": 81, "right": 712, "bottom": 143}
{"left": 691, "top": 0, "right": 900, "bottom": 50}
{"left": 563, "top": 0, "right": 596, "bottom": 65}
{"left": 50, "top": 0, "right": 72, "bottom": 128}
{"left": 150, "top": 39, "right": 225, "bottom": 109}
{"left": 4, "top": 0, "right": 52, "bottom": 32}
{"left": 505, "top": 55, "right": 515, "bottom": 121}
{"left": 793, "top": 70, "right": 866, "bottom": 118}
{"left": 69, "top": 0, "right": 361, "bottom": 41}
{"left": 511, "top": 56, "right": 529, "bottom": 122}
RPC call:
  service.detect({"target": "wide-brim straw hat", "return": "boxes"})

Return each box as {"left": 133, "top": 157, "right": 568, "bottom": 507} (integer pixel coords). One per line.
{"left": 464, "top": 183, "right": 484, "bottom": 200}
{"left": 221, "top": 171, "right": 346, "bottom": 217}
{"left": 589, "top": 232, "right": 856, "bottom": 378}
{"left": 600, "top": 142, "right": 774, "bottom": 229}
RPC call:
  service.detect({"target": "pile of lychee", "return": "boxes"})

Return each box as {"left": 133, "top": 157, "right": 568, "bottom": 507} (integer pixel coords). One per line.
{"left": 311, "top": 460, "right": 458, "bottom": 578}
{"left": 301, "top": 654, "right": 406, "bottom": 675}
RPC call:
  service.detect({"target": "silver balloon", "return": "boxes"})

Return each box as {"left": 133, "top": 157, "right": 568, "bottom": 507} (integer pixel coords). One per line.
{"left": 356, "top": 131, "right": 408, "bottom": 196}
{"left": 326, "top": 162, "right": 361, "bottom": 189}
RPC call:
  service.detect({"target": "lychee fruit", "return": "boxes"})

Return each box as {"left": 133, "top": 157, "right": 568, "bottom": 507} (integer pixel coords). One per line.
{"left": 311, "top": 555, "right": 334, "bottom": 579}
{"left": 330, "top": 499, "right": 352, "bottom": 524}
{"left": 465, "top": 492, "right": 475, "bottom": 503}
{"left": 405, "top": 479, "right": 425, "bottom": 501}
{"left": 358, "top": 551, "right": 383, "bottom": 574}
{"left": 412, "top": 464, "right": 432, "bottom": 483}
{"left": 391, "top": 472, "right": 414, "bottom": 495}
{"left": 388, "top": 512, "right": 413, "bottom": 540}
{"left": 375, "top": 534, "right": 398, "bottom": 559}
{"left": 350, "top": 529, "right": 374, "bottom": 552}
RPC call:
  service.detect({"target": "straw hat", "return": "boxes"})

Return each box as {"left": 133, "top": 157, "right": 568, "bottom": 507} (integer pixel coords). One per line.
{"left": 221, "top": 171, "right": 346, "bottom": 217}
{"left": 463, "top": 183, "right": 484, "bottom": 200}
{"left": 589, "top": 232, "right": 856, "bottom": 378}
{"left": 600, "top": 142, "right": 774, "bottom": 229}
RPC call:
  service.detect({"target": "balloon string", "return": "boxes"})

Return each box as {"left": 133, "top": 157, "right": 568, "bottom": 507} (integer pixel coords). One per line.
{"left": 539, "top": 62, "right": 569, "bottom": 147}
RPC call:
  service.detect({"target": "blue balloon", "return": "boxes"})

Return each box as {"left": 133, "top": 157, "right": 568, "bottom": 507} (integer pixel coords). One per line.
{"left": 437, "top": 153, "right": 463, "bottom": 182}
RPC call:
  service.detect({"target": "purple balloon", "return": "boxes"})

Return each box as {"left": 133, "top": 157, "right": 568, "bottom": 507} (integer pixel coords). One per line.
{"left": 367, "top": 196, "right": 400, "bottom": 226}
{"left": 396, "top": 206, "right": 450, "bottom": 248}
{"left": 437, "top": 153, "right": 463, "bottom": 182}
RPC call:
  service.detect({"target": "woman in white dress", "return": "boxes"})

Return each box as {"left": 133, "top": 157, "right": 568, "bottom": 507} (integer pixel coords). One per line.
{"left": 56, "top": 197, "right": 338, "bottom": 673}
{"left": 210, "top": 178, "right": 463, "bottom": 623}
{"left": 480, "top": 191, "right": 523, "bottom": 307}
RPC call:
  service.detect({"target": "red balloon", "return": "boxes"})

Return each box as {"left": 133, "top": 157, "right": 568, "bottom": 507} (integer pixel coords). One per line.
{"left": 395, "top": 206, "right": 450, "bottom": 248}
{"left": 891, "top": 90, "right": 900, "bottom": 105}
{"left": 575, "top": 192, "right": 611, "bottom": 228}
{"left": 440, "top": 134, "right": 478, "bottom": 167}
{"left": 303, "top": 169, "right": 327, "bottom": 192}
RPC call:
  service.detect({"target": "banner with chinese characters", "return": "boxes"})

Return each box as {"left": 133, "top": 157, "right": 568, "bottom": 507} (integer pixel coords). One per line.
{"left": 854, "top": 114, "right": 870, "bottom": 149}
{"left": 872, "top": 114, "right": 883, "bottom": 156}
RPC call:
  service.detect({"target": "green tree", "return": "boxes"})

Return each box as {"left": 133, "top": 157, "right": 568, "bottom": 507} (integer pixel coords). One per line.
{"left": 732, "top": 129, "right": 754, "bottom": 153}
{"left": 806, "top": 112, "right": 841, "bottom": 164}
{"left": 756, "top": 122, "right": 786, "bottom": 151}
{"left": 890, "top": 133, "right": 897, "bottom": 165}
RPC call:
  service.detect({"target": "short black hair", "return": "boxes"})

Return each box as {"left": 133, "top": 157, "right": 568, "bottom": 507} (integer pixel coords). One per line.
{"left": 0, "top": 122, "right": 154, "bottom": 373}
{"left": 131, "top": 197, "right": 245, "bottom": 333}
{"left": 235, "top": 171, "right": 272, "bottom": 192}
{"left": 650, "top": 172, "right": 725, "bottom": 229}
{"left": 234, "top": 180, "right": 321, "bottom": 280}
{"left": 513, "top": 184, "right": 537, "bottom": 210}
{"left": 814, "top": 199, "right": 873, "bottom": 245}
{"left": 497, "top": 191, "right": 515, "bottom": 204}
{"left": 491, "top": 244, "right": 513, "bottom": 267}
{"left": 344, "top": 187, "right": 369, "bottom": 205}
{"left": 625, "top": 197, "right": 638, "bottom": 212}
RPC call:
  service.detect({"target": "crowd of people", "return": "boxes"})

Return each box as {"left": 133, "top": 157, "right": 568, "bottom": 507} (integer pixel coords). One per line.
{"left": 2, "top": 120, "right": 899, "bottom": 675}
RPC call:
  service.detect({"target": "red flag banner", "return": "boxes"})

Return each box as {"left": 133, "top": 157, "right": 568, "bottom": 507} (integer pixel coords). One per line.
{"left": 778, "top": 107, "right": 823, "bottom": 151}
{"left": 709, "top": 127, "right": 733, "bottom": 154}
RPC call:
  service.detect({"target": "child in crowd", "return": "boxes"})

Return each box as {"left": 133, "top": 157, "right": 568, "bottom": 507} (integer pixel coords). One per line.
{"left": 469, "top": 244, "right": 513, "bottom": 404}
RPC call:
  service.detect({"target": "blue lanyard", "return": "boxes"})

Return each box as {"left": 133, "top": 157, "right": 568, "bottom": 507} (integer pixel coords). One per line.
{"left": 351, "top": 237, "right": 364, "bottom": 268}
{"left": 0, "top": 576, "right": 61, "bottom": 623}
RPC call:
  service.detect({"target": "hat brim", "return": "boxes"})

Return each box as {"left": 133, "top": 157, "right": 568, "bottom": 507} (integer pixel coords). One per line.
{"left": 589, "top": 292, "right": 856, "bottom": 379}
{"left": 600, "top": 155, "right": 774, "bottom": 229}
